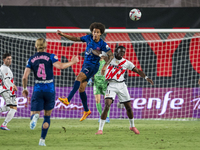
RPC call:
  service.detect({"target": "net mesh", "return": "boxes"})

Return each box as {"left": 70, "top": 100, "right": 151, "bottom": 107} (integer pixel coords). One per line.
{"left": 0, "top": 31, "right": 200, "bottom": 120}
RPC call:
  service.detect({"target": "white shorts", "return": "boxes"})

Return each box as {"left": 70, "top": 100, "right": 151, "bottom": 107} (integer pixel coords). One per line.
{"left": 0, "top": 91, "right": 17, "bottom": 106}
{"left": 105, "top": 81, "right": 130, "bottom": 103}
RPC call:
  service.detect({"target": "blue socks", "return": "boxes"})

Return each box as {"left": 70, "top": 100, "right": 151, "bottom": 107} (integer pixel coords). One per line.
{"left": 80, "top": 91, "right": 89, "bottom": 112}
{"left": 30, "top": 114, "right": 34, "bottom": 120}
{"left": 67, "top": 80, "right": 89, "bottom": 112}
{"left": 41, "top": 116, "right": 50, "bottom": 139}
{"left": 67, "top": 81, "right": 81, "bottom": 102}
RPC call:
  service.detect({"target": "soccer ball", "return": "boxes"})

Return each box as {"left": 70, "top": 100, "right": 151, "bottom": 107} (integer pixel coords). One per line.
{"left": 129, "top": 9, "right": 142, "bottom": 21}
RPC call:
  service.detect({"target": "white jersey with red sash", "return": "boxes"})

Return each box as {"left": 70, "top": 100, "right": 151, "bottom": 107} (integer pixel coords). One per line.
{"left": 0, "top": 64, "right": 15, "bottom": 95}
{"left": 105, "top": 57, "right": 135, "bottom": 82}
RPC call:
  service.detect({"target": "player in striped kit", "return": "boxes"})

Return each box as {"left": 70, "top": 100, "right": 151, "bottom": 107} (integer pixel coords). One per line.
{"left": 0, "top": 53, "right": 18, "bottom": 130}
{"left": 95, "top": 46, "right": 154, "bottom": 135}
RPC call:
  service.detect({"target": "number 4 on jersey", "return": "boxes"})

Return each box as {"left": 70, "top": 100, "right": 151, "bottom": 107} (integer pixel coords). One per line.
{"left": 37, "top": 63, "right": 46, "bottom": 80}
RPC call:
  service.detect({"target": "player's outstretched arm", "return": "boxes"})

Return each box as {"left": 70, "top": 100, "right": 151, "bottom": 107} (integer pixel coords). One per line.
{"left": 132, "top": 67, "right": 154, "bottom": 85}
{"left": 101, "top": 50, "right": 114, "bottom": 75}
{"left": 57, "top": 30, "right": 81, "bottom": 41}
{"left": 22, "top": 68, "right": 31, "bottom": 97}
{"left": 53, "top": 55, "right": 79, "bottom": 70}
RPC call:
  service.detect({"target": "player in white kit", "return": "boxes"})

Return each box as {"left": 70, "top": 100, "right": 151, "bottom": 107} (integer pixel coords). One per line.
{"left": 95, "top": 46, "right": 154, "bottom": 135}
{"left": 0, "top": 53, "right": 18, "bottom": 130}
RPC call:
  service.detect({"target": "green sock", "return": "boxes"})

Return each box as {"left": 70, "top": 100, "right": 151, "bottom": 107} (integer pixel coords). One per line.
{"left": 96, "top": 103, "right": 102, "bottom": 116}
{"left": 107, "top": 107, "right": 110, "bottom": 118}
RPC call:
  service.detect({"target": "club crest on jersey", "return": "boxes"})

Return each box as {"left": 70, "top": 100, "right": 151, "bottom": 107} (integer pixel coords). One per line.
{"left": 54, "top": 56, "right": 58, "bottom": 60}
{"left": 106, "top": 45, "right": 110, "bottom": 50}
{"left": 97, "top": 47, "right": 100, "bottom": 50}
{"left": 5, "top": 73, "right": 8, "bottom": 75}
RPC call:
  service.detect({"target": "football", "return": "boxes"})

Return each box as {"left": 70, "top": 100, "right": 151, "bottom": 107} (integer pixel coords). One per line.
{"left": 129, "top": 9, "right": 142, "bottom": 21}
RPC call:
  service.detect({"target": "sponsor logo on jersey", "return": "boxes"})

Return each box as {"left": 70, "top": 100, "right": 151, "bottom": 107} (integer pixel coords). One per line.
{"left": 84, "top": 68, "right": 89, "bottom": 74}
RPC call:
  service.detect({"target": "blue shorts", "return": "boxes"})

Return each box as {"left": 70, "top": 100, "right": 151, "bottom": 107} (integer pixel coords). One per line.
{"left": 81, "top": 63, "right": 99, "bottom": 82}
{"left": 31, "top": 91, "right": 55, "bottom": 111}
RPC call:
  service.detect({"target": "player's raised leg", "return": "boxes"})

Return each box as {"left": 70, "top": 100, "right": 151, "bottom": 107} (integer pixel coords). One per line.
{"left": 30, "top": 111, "right": 40, "bottom": 130}
{"left": 0, "top": 91, "right": 17, "bottom": 130}
{"left": 0, "top": 105, "right": 17, "bottom": 131}
{"left": 58, "top": 72, "right": 87, "bottom": 106}
{"left": 96, "top": 98, "right": 112, "bottom": 135}
{"left": 29, "top": 91, "right": 44, "bottom": 130}
{"left": 79, "top": 81, "right": 91, "bottom": 121}
{"left": 123, "top": 101, "right": 140, "bottom": 134}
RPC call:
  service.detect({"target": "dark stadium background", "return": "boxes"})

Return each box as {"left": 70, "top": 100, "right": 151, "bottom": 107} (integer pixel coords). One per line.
{"left": 0, "top": 6, "right": 199, "bottom": 87}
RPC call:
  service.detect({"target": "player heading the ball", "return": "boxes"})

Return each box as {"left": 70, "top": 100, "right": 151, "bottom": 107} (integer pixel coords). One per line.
{"left": 57, "top": 22, "right": 114, "bottom": 121}
{"left": 22, "top": 38, "right": 79, "bottom": 146}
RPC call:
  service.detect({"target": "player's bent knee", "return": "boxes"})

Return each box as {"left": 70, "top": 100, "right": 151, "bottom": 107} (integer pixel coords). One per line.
{"left": 9, "top": 106, "right": 17, "bottom": 111}
{"left": 43, "top": 122, "right": 49, "bottom": 129}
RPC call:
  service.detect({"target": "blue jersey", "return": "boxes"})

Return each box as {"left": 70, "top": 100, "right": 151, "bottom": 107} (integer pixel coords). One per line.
{"left": 80, "top": 34, "right": 111, "bottom": 65}
{"left": 26, "top": 52, "right": 58, "bottom": 92}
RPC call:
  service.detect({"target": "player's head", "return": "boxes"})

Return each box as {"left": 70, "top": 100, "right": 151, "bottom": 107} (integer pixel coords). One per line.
{"left": 89, "top": 22, "right": 105, "bottom": 42}
{"left": 2, "top": 53, "right": 12, "bottom": 66}
{"left": 114, "top": 46, "right": 126, "bottom": 60}
{"left": 35, "top": 38, "right": 47, "bottom": 52}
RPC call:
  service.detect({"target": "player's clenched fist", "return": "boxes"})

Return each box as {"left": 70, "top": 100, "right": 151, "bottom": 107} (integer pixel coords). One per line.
{"left": 57, "top": 30, "right": 63, "bottom": 36}
{"left": 71, "top": 55, "right": 79, "bottom": 64}
{"left": 22, "top": 90, "right": 28, "bottom": 98}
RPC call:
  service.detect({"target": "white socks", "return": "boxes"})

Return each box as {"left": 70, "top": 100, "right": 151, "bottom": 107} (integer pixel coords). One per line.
{"left": 2, "top": 108, "right": 17, "bottom": 126}
{"left": 129, "top": 118, "right": 135, "bottom": 127}
{"left": 99, "top": 119, "right": 106, "bottom": 131}
{"left": 0, "top": 105, "right": 10, "bottom": 112}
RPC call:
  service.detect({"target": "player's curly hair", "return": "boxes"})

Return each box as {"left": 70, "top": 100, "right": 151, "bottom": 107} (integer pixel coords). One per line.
{"left": 89, "top": 22, "right": 105, "bottom": 34}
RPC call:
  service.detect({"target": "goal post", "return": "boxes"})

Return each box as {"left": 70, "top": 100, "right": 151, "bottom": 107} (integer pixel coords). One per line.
{"left": 0, "top": 28, "right": 200, "bottom": 120}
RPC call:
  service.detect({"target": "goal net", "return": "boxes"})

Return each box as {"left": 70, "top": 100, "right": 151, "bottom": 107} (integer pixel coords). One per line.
{"left": 0, "top": 29, "right": 200, "bottom": 120}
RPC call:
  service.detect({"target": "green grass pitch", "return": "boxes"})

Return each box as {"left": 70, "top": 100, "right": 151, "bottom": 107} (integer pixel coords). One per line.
{"left": 0, "top": 119, "right": 199, "bottom": 150}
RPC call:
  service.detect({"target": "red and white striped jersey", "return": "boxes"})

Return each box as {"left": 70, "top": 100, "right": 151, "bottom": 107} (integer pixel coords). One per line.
{"left": 105, "top": 57, "right": 135, "bottom": 82}
{"left": 0, "top": 64, "right": 15, "bottom": 95}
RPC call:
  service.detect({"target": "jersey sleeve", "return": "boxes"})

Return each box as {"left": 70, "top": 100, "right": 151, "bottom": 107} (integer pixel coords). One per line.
{"left": 0, "top": 66, "right": 12, "bottom": 79}
{"left": 80, "top": 34, "right": 90, "bottom": 42}
{"left": 50, "top": 54, "right": 59, "bottom": 64}
{"left": 26, "top": 58, "right": 32, "bottom": 69}
{"left": 127, "top": 60, "right": 135, "bottom": 70}
{"left": 101, "top": 42, "right": 111, "bottom": 53}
